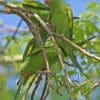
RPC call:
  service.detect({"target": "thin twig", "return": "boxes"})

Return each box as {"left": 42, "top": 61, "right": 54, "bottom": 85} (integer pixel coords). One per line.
{"left": 0, "top": 1, "right": 51, "bottom": 74}
{"left": 17, "top": 8, "right": 49, "bottom": 74}
{"left": 53, "top": 34, "right": 100, "bottom": 61}
{"left": 76, "top": 35, "right": 97, "bottom": 46}
{"left": 33, "top": 13, "right": 72, "bottom": 83}
{"left": 0, "top": 19, "right": 23, "bottom": 54}
{"left": 85, "top": 80, "right": 100, "bottom": 96}
{"left": 63, "top": 60, "right": 75, "bottom": 67}
{"left": 36, "top": 29, "right": 50, "bottom": 74}
{"left": 31, "top": 13, "right": 73, "bottom": 100}
{"left": 49, "top": 84, "right": 63, "bottom": 96}
{"left": 0, "top": 54, "right": 22, "bottom": 63}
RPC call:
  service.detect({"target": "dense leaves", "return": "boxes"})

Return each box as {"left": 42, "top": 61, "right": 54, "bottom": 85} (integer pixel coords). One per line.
{"left": 0, "top": 0, "right": 100, "bottom": 100}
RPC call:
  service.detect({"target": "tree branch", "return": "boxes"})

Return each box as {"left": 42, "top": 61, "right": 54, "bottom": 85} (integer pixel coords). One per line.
{"left": 1, "top": 2, "right": 51, "bottom": 74}
{"left": 85, "top": 80, "right": 100, "bottom": 95}
{"left": 53, "top": 34, "right": 100, "bottom": 61}
{"left": 0, "top": 55, "right": 22, "bottom": 63}
{"left": 0, "top": 19, "right": 23, "bottom": 54}
{"left": 31, "top": 13, "right": 73, "bottom": 100}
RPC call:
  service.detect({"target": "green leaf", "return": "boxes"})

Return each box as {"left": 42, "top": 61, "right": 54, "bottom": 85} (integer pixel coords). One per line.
{"left": 23, "top": 0, "right": 49, "bottom": 10}
{"left": 79, "top": 80, "right": 95, "bottom": 95}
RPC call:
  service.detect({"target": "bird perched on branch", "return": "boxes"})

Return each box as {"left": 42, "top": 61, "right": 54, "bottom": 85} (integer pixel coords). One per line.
{"left": 44, "top": 0, "right": 88, "bottom": 77}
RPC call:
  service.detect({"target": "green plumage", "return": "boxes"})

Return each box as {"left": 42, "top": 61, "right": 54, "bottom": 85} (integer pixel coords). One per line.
{"left": 22, "top": 38, "right": 58, "bottom": 80}
{"left": 22, "top": 0, "right": 50, "bottom": 22}
{"left": 50, "top": 0, "right": 88, "bottom": 77}
{"left": 21, "top": 45, "right": 58, "bottom": 76}
{"left": 23, "top": 0, "right": 49, "bottom": 10}
{"left": 14, "top": 38, "right": 59, "bottom": 99}
{"left": 50, "top": 0, "right": 69, "bottom": 36}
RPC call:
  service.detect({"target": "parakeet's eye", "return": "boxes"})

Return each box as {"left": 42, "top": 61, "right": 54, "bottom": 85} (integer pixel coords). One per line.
{"left": 23, "top": 73, "right": 32, "bottom": 80}
{"left": 21, "top": 70, "right": 24, "bottom": 74}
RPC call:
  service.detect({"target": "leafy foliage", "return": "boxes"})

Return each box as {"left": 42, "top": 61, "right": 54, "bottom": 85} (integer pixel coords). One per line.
{"left": 0, "top": 0, "right": 100, "bottom": 100}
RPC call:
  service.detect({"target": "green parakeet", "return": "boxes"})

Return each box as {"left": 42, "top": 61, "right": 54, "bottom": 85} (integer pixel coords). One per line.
{"left": 49, "top": 0, "right": 88, "bottom": 77}
{"left": 21, "top": 38, "right": 58, "bottom": 79}
{"left": 14, "top": 38, "right": 59, "bottom": 99}
{"left": 22, "top": 0, "right": 50, "bottom": 22}
{"left": 21, "top": 0, "right": 50, "bottom": 42}
{"left": 23, "top": 0, "right": 49, "bottom": 10}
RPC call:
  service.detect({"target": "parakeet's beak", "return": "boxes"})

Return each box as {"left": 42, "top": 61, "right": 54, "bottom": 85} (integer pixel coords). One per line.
{"left": 44, "top": 0, "right": 51, "bottom": 6}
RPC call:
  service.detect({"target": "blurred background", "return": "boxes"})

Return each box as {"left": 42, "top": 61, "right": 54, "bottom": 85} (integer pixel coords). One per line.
{"left": 0, "top": 0, "right": 100, "bottom": 100}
